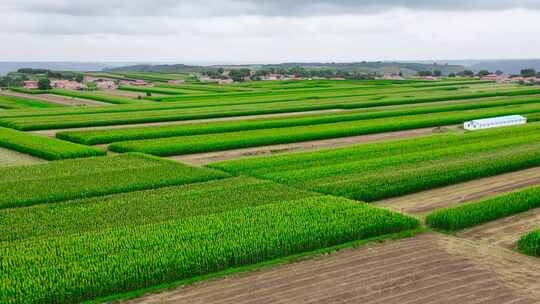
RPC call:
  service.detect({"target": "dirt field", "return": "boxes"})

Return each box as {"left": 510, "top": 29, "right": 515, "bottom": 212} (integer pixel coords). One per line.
{"left": 2, "top": 91, "right": 110, "bottom": 107}
{"left": 375, "top": 166, "right": 540, "bottom": 216}
{"left": 32, "top": 109, "right": 348, "bottom": 137}
{"left": 0, "top": 147, "right": 44, "bottom": 167}
{"left": 458, "top": 208, "right": 540, "bottom": 250}
{"left": 171, "top": 126, "right": 457, "bottom": 166}
{"left": 125, "top": 233, "right": 539, "bottom": 304}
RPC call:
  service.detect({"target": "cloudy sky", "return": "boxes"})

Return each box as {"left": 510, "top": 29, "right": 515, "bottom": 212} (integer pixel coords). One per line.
{"left": 1, "top": 0, "right": 540, "bottom": 62}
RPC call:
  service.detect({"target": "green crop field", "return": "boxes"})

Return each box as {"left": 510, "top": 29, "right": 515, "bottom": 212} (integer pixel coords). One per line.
{"left": 0, "top": 127, "right": 105, "bottom": 160}
{"left": 213, "top": 124, "right": 540, "bottom": 201}
{"left": 1, "top": 76, "right": 539, "bottom": 303}
{"left": 426, "top": 185, "right": 540, "bottom": 231}
{"left": 518, "top": 230, "right": 540, "bottom": 257}
{"left": 0, "top": 94, "right": 63, "bottom": 109}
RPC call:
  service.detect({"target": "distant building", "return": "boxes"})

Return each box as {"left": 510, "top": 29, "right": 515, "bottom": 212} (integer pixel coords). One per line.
{"left": 23, "top": 80, "right": 39, "bottom": 89}
{"left": 481, "top": 74, "right": 511, "bottom": 83}
{"left": 464, "top": 115, "right": 527, "bottom": 131}
{"left": 168, "top": 80, "right": 185, "bottom": 85}
{"left": 119, "top": 79, "right": 151, "bottom": 87}
{"left": 95, "top": 80, "right": 117, "bottom": 90}
{"left": 381, "top": 73, "right": 404, "bottom": 80}
{"left": 218, "top": 79, "right": 234, "bottom": 84}
{"left": 199, "top": 76, "right": 219, "bottom": 82}
{"left": 51, "top": 80, "right": 86, "bottom": 90}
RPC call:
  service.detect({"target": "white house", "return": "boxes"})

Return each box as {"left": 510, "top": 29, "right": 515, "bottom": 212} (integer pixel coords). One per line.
{"left": 464, "top": 115, "right": 527, "bottom": 131}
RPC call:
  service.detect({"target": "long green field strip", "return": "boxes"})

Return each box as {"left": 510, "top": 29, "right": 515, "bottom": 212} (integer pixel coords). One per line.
{"left": 108, "top": 105, "right": 540, "bottom": 156}
{"left": 0, "top": 177, "right": 319, "bottom": 242}
{"left": 49, "top": 89, "right": 145, "bottom": 105}
{"left": 5, "top": 88, "right": 540, "bottom": 131}
{"left": 426, "top": 185, "right": 540, "bottom": 231}
{"left": 59, "top": 97, "right": 540, "bottom": 145}
{"left": 0, "top": 196, "right": 418, "bottom": 303}
{"left": 0, "top": 94, "right": 63, "bottom": 109}
{"left": 0, "top": 84, "right": 531, "bottom": 120}
{"left": 0, "top": 127, "right": 105, "bottom": 160}
{"left": 0, "top": 153, "right": 227, "bottom": 209}
{"left": 518, "top": 230, "right": 540, "bottom": 257}
{"left": 212, "top": 124, "right": 540, "bottom": 201}
{"left": 119, "top": 85, "right": 198, "bottom": 95}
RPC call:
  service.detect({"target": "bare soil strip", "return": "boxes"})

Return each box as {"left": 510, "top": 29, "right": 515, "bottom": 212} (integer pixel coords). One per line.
{"left": 125, "top": 233, "right": 538, "bottom": 304}
{"left": 1, "top": 91, "right": 109, "bottom": 107}
{"left": 375, "top": 166, "right": 540, "bottom": 216}
{"left": 32, "top": 109, "right": 347, "bottom": 137}
{"left": 457, "top": 208, "right": 540, "bottom": 250}
{"left": 170, "top": 126, "right": 455, "bottom": 166}
{"left": 0, "top": 147, "right": 44, "bottom": 167}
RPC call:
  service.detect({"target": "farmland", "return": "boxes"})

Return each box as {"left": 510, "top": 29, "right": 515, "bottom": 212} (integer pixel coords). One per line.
{"left": 1, "top": 77, "right": 539, "bottom": 303}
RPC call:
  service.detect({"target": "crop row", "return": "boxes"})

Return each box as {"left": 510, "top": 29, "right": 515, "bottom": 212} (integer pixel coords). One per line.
{"left": 0, "top": 196, "right": 419, "bottom": 303}
{"left": 0, "top": 84, "right": 533, "bottom": 122}
{"left": 211, "top": 123, "right": 540, "bottom": 176}
{"left": 108, "top": 105, "right": 540, "bottom": 156}
{"left": 518, "top": 230, "right": 540, "bottom": 257}
{"left": 213, "top": 124, "right": 540, "bottom": 201}
{"left": 49, "top": 88, "right": 143, "bottom": 104}
{"left": 57, "top": 97, "right": 540, "bottom": 145}
{"left": 0, "top": 94, "right": 62, "bottom": 109}
{"left": 426, "top": 185, "right": 540, "bottom": 231}
{"left": 0, "top": 176, "right": 318, "bottom": 242}
{"left": 0, "top": 153, "right": 227, "bottom": 209}
{"left": 0, "top": 127, "right": 105, "bottom": 160}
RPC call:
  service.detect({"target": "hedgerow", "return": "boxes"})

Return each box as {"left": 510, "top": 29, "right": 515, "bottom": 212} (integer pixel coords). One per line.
{"left": 0, "top": 127, "right": 105, "bottom": 160}
{"left": 426, "top": 185, "right": 540, "bottom": 231}
{"left": 0, "top": 153, "right": 228, "bottom": 209}
{"left": 108, "top": 106, "right": 540, "bottom": 156}
{"left": 518, "top": 230, "right": 540, "bottom": 257}
{"left": 0, "top": 196, "right": 419, "bottom": 303}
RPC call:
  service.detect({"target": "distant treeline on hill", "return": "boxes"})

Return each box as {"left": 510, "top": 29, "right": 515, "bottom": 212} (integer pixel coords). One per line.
{"left": 105, "top": 62, "right": 466, "bottom": 76}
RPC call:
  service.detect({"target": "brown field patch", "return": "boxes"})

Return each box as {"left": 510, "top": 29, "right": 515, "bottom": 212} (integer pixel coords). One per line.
{"left": 125, "top": 233, "right": 538, "bottom": 304}
{"left": 0, "top": 147, "right": 44, "bottom": 167}
{"left": 457, "top": 208, "right": 540, "bottom": 250}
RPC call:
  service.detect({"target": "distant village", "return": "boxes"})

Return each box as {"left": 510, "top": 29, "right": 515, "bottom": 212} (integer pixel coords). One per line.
{"left": 12, "top": 67, "right": 540, "bottom": 91}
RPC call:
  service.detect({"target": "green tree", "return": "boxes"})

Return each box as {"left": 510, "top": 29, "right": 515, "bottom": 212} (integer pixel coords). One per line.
{"left": 477, "top": 70, "right": 490, "bottom": 77}
{"left": 38, "top": 78, "right": 51, "bottom": 90}
{"left": 521, "top": 69, "right": 536, "bottom": 77}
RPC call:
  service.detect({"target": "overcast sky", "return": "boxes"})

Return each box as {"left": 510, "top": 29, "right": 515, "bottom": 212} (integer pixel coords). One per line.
{"left": 1, "top": 0, "right": 540, "bottom": 62}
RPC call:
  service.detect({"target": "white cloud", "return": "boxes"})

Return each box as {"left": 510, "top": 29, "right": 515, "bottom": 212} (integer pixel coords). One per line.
{"left": 0, "top": 1, "right": 539, "bottom": 61}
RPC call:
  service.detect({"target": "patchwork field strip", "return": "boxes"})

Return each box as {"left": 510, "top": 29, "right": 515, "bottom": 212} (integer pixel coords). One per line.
{"left": 125, "top": 233, "right": 539, "bottom": 304}
{"left": 457, "top": 208, "right": 540, "bottom": 250}
{"left": 0, "top": 146, "right": 44, "bottom": 167}
{"left": 375, "top": 166, "right": 540, "bottom": 215}
{"left": 171, "top": 126, "right": 449, "bottom": 166}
